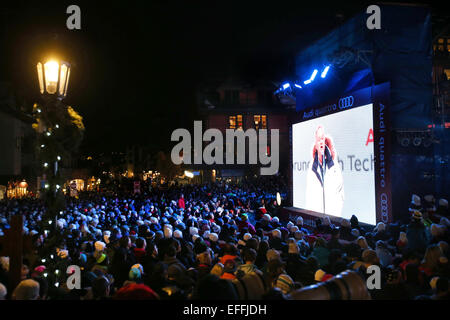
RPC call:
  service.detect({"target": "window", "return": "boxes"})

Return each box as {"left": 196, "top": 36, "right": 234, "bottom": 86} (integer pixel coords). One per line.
{"left": 254, "top": 115, "right": 267, "bottom": 129}
{"left": 237, "top": 115, "right": 243, "bottom": 129}
{"left": 229, "top": 116, "right": 236, "bottom": 129}
{"left": 261, "top": 115, "right": 267, "bottom": 129}
{"left": 444, "top": 69, "right": 450, "bottom": 80}
{"left": 229, "top": 115, "right": 243, "bottom": 129}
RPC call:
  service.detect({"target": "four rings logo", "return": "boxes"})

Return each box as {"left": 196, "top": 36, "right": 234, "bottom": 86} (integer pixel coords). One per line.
{"left": 339, "top": 96, "right": 354, "bottom": 109}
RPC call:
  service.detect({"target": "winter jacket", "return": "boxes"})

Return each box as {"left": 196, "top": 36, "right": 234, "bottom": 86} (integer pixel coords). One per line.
{"left": 305, "top": 141, "right": 344, "bottom": 217}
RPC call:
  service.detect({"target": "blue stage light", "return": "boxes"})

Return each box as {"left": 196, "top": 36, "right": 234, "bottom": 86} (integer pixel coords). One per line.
{"left": 282, "top": 83, "right": 290, "bottom": 89}
{"left": 294, "top": 84, "right": 302, "bottom": 89}
{"left": 321, "top": 66, "right": 330, "bottom": 78}
{"left": 310, "top": 69, "right": 318, "bottom": 81}
{"left": 303, "top": 79, "right": 311, "bottom": 85}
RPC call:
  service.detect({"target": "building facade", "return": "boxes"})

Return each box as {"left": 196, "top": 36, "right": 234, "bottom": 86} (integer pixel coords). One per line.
{"left": 191, "top": 77, "right": 293, "bottom": 182}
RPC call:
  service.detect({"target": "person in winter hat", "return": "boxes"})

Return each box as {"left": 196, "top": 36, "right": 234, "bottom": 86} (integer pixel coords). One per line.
{"left": 409, "top": 194, "right": 422, "bottom": 213}
{"left": 274, "top": 273, "right": 295, "bottom": 295}
{"left": 12, "top": 279, "right": 40, "bottom": 300}
{"left": 236, "top": 248, "right": 260, "bottom": 277}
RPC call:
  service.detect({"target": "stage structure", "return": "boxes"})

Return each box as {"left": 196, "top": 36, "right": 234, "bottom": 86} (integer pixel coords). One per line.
{"left": 278, "top": 4, "right": 436, "bottom": 223}
{"left": 288, "top": 83, "right": 391, "bottom": 226}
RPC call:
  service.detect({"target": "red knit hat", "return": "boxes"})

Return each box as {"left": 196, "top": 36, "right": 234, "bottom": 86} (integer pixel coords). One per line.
{"left": 114, "top": 283, "right": 160, "bottom": 300}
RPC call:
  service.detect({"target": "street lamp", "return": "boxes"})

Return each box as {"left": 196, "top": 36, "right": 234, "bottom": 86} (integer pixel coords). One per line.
{"left": 36, "top": 60, "right": 71, "bottom": 99}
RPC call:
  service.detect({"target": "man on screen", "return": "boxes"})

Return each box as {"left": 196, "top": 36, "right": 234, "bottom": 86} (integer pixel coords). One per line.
{"left": 305, "top": 125, "right": 344, "bottom": 216}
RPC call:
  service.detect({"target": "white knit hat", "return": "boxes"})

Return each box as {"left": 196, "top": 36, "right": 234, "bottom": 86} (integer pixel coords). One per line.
{"left": 439, "top": 199, "right": 448, "bottom": 207}
{"left": 272, "top": 217, "right": 279, "bottom": 223}
{"left": 296, "top": 216, "right": 304, "bottom": 226}
{"left": 262, "top": 214, "right": 271, "bottom": 222}
{"left": 150, "top": 217, "right": 158, "bottom": 224}
{"left": 173, "top": 230, "right": 183, "bottom": 239}
{"left": 243, "top": 233, "right": 252, "bottom": 241}
{"left": 192, "top": 234, "right": 200, "bottom": 242}
{"left": 190, "top": 227, "right": 199, "bottom": 236}
{"left": 286, "top": 221, "right": 294, "bottom": 230}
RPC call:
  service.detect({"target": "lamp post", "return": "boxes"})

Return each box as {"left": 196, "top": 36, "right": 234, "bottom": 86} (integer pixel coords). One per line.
{"left": 35, "top": 59, "right": 73, "bottom": 231}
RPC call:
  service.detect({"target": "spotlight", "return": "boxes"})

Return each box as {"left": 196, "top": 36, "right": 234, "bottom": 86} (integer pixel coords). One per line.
{"left": 282, "top": 82, "right": 290, "bottom": 89}
{"left": 310, "top": 69, "right": 318, "bottom": 81}
{"left": 321, "top": 66, "right": 330, "bottom": 78}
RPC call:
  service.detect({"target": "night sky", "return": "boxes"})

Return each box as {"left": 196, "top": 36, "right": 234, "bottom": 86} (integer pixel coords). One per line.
{"left": 1, "top": 1, "right": 391, "bottom": 155}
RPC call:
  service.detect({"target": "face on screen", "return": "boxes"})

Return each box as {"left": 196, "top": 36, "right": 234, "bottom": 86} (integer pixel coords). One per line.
{"left": 315, "top": 126, "right": 325, "bottom": 158}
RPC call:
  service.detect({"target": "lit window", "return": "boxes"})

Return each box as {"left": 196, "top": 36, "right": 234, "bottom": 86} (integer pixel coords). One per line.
{"left": 438, "top": 38, "right": 444, "bottom": 43}
{"left": 444, "top": 69, "right": 450, "bottom": 80}
{"left": 254, "top": 115, "right": 261, "bottom": 129}
{"left": 254, "top": 115, "right": 267, "bottom": 129}
{"left": 237, "top": 115, "right": 243, "bottom": 130}
{"left": 229, "top": 116, "right": 236, "bottom": 129}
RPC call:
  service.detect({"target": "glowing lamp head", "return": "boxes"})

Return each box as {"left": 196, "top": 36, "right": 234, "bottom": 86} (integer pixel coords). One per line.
{"left": 37, "top": 60, "right": 71, "bottom": 98}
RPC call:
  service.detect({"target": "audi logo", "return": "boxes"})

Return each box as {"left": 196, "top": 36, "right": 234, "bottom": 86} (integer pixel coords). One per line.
{"left": 339, "top": 96, "right": 354, "bottom": 109}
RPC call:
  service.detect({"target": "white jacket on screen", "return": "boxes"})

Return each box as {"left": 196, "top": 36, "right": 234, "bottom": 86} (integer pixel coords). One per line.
{"left": 305, "top": 139, "right": 344, "bottom": 217}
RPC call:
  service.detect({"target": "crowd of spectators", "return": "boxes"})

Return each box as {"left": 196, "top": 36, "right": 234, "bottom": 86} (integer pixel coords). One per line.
{"left": 0, "top": 176, "right": 449, "bottom": 300}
